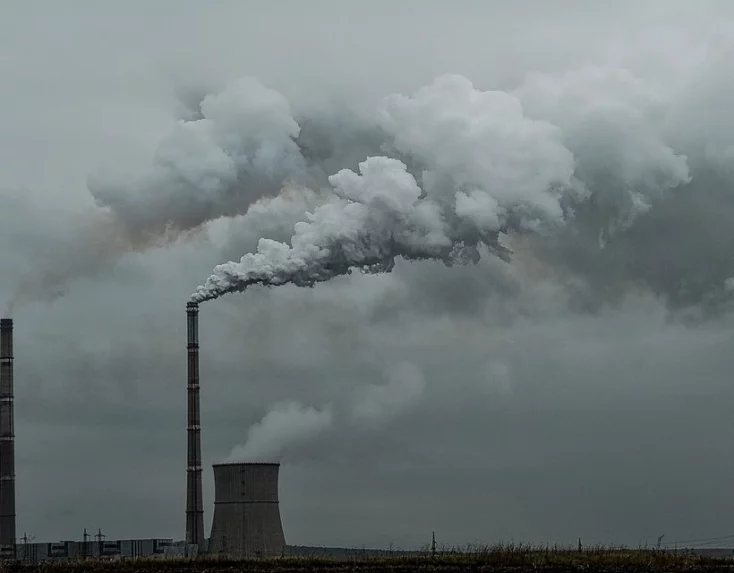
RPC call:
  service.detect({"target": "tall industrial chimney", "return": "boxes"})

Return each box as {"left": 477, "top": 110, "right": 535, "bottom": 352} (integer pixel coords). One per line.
{"left": 185, "top": 303, "right": 205, "bottom": 547}
{"left": 0, "top": 319, "right": 16, "bottom": 559}
{"left": 208, "top": 462, "right": 286, "bottom": 558}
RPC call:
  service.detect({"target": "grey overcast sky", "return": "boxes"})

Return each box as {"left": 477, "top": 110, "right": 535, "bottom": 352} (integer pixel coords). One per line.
{"left": 3, "top": 0, "right": 734, "bottom": 550}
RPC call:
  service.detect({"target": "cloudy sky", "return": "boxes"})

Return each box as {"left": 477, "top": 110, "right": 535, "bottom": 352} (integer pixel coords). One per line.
{"left": 3, "top": 0, "right": 734, "bottom": 551}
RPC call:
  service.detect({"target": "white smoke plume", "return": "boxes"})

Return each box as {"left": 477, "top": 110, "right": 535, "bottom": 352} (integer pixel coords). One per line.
{"left": 190, "top": 75, "right": 584, "bottom": 303}
{"left": 377, "top": 74, "right": 582, "bottom": 230}
{"left": 14, "top": 66, "right": 696, "bottom": 311}
{"left": 227, "top": 362, "right": 426, "bottom": 462}
{"left": 226, "top": 401, "right": 333, "bottom": 462}
{"left": 514, "top": 65, "right": 691, "bottom": 239}
{"left": 5, "top": 77, "right": 379, "bottom": 311}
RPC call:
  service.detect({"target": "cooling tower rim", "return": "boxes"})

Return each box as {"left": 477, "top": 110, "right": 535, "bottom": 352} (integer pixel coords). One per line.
{"left": 213, "top": 461, "right": 281, "bottom": 466}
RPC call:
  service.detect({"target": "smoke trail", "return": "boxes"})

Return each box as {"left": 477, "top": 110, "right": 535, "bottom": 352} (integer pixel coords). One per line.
{"left": 190, "top": 75, "right": 581, "bottom": 303}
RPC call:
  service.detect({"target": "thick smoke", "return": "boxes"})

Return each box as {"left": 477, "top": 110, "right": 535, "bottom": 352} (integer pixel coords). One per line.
{"left": 13, "top": 59, "right": 734, "bottom": 317}
{"left": 88, "top": 77, "right": 307, "bottom": 244}
{"left": 190, "top": 75, "right": 583, "bottom": 303}
{"left": 6, "top": 78, "right": 385, "bottom": 311}
{"left": 188, "top": 69, "right": 718, "bottom": 314}
{"left": 227, "top": 362, "right": 426, "bottom": 462}
{"left": 510, "top": 57, "right": 734, "bottom": 317}
{"left": 88, "top": 77, "right": 388, "bottom": 248}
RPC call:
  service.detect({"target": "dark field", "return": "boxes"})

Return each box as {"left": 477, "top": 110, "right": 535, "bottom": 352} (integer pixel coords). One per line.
{"left": 3, "top": 547, "right": 734, "bottom": 573}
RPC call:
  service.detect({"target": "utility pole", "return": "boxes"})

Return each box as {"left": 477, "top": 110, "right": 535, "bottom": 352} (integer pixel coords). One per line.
{"left": 431, "top": 531, "right": 436, "bottom": 557}
{"left": 81, "top": 529, "right": 90, "bottom": 560}
{"left": 20, "top": 532, "right": 28, "bottom": 564}
{"left": 95, "top": 529, "right": 105, "bottom": 559}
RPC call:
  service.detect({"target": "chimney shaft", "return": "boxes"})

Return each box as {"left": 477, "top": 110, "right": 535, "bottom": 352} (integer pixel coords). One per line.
{"left": 185, "top": 303, "right": 205, "bottom": 547}
{"left": 0, "top": 319, "right": 15, "bottom": 558}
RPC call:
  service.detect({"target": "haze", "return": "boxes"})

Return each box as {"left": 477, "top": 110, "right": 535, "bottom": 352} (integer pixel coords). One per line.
{"left": 2, "top": 0, "right": 734, "bottom": 551}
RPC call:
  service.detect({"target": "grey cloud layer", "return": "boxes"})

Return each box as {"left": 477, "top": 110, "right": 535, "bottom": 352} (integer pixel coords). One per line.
{"left": 3, "top": 0, "right": 734, "bottom": 551}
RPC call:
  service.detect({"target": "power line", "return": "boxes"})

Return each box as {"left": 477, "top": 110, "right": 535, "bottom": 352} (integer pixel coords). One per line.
{"left": 663, "top": 534, "right": 734, "bottom": 548}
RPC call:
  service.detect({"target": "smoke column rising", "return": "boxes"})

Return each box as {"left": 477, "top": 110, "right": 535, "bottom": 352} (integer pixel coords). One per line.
{"left": 226, "top": 402, "right": 333, "bottom": 462}
{"left": 227, "top": 362, "right": 426, "bottom": 462}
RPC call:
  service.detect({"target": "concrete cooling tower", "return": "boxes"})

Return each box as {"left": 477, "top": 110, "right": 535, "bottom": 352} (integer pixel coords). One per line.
{"left": 208, "top": 462, "right": 286, "bottom": 558}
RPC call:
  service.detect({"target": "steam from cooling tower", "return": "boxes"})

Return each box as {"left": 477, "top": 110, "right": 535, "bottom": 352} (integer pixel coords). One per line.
{"left": 227, "top": 402, "right": 334, "bottom": 462}
{"left": 227, "top": 361, "right": 426, "bottom": 462}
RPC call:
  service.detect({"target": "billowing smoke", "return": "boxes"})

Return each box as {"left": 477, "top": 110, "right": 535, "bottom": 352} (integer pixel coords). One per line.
{"left": 190, "top": 72, "right": 693, "bottom": 304}
{"left": 227, "top": 361, "right": 426, "bottom": 462}
{"left": 88, "top": 77, "right": 307, "bottom": 244}
{"left": 6, "top": 77, "right": 384, "bottom": 311}
{"left": 190, "top": 75, "right": 585, "bottom": 303}
{"left": 88, "top": 77, "right": 389, "bottom": 247}
{"left": 14, "top": 60, "right": 734, "bottom": 317}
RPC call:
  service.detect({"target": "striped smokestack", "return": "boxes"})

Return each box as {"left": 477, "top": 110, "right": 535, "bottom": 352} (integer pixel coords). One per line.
{"left": 0, "top": 319, "right": 15, "bottom": 559}
{"left": 185, "top": 303, "right": 205, "bottom": 547}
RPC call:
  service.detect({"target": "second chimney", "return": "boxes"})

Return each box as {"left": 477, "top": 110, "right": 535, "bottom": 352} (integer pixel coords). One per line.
{"left": 185, "top": 303, "right": 205, "bottom": 548}
{"left": 0, "top": 319, "right": 16, "bottom": 559}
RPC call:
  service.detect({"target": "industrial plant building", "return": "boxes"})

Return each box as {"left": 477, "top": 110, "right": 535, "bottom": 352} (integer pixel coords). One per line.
{"left": 0, "top": 303, "right": 287, "bottom": 562}
{"left": 15, "top": 539, "right": 184, "bottom": 564}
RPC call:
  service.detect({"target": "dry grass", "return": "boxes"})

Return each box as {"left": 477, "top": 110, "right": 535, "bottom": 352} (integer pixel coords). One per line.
{"left": 2, "top": 543, "right": 733, "bottom": 573}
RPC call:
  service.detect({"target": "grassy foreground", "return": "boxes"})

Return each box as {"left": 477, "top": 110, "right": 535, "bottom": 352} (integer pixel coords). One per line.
{"left": 2, "top": 545, "right": 733, "bottom": 572}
